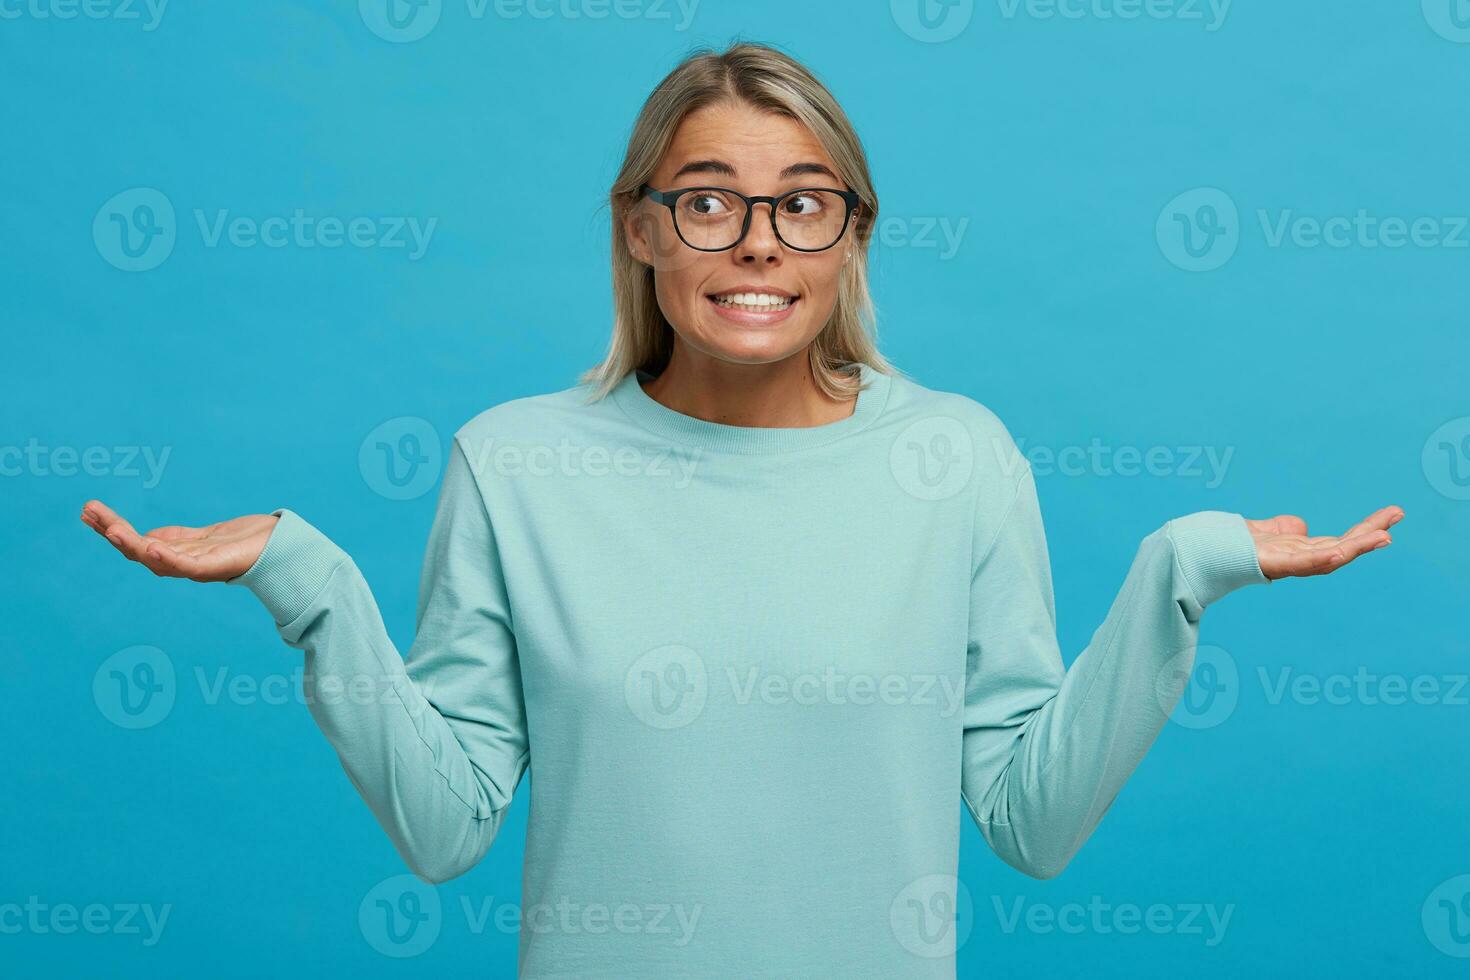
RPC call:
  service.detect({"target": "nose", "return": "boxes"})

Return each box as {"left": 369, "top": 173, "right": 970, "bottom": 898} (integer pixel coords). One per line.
{"left": 733, "top": 201, "right": 782, "bottom": 266}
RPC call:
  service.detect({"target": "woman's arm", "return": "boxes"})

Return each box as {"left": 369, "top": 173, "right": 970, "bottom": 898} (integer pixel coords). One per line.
{"left": 960, "top": 461, "right": 1396, "bottom": 879}
{"left": 82, "top": 436, "right": 529, "bottom": 884}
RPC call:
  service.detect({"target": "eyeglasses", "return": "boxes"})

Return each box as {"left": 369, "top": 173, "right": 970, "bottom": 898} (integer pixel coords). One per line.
{"left": 638, "top": 183, "right": 862, "bottom": 253}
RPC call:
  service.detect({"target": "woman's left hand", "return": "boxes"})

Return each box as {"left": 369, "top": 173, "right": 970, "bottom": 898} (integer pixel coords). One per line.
{"left": 1246, "top": 506, "right": 1404, "bottom": 580}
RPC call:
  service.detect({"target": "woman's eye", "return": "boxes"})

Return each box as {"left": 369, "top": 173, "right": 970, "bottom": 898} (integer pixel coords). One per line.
{"left": 687, "top": 194, "right": 730, "bottom": 215}
{"left": 783, "top": 193, "right": 824, "bottom": 216}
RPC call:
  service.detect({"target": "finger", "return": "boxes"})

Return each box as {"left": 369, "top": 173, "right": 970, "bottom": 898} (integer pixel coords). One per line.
{"left": 140, "top": 537, "right": 214, "bottom": 580}
{"left": 1248, "top": 514, "right": 1308, "bottom": 536}
{"left": 144, "top": 524, "right": 210, "bottom": 543}
{"left": 105, "top": 520, "right": 169, "bottom": 569}
{"left": 1285, "top": 530, "right": 1391, "bottom": 577}
{"left": 83, "top": 503, "right": 147, "bottom": 555}
{"left": 81, "top": 499, "right": 129, "bottom": 535}
{"left": 1342, "top": 505, "right": 1405, "bottom": 539}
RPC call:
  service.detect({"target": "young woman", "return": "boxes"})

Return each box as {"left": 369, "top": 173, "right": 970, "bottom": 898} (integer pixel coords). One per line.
{"left": 81, "top": 42, "right": 1401, "bottom": 979}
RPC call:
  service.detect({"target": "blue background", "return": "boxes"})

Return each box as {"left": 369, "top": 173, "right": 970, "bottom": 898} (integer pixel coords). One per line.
{"left": 3, "top": 0, "right": 1468, "bottom": 976}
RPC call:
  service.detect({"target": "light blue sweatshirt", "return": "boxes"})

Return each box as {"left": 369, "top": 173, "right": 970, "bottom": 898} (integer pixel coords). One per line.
{"left": 230, "top": 363, "right": 1268, "bottom": 977}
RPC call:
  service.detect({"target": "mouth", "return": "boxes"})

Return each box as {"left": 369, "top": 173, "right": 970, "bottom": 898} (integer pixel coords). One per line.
{"left": 705, "top": 288, "right": 800, "bottom": 325}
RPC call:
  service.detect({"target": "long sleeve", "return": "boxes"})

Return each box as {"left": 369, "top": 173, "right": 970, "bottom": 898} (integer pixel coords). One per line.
{"left": 960, "top": 461, "right": 1268, "bottom": 879}
{"left": 228, "top": 435, "right": 530, "bottom": 884}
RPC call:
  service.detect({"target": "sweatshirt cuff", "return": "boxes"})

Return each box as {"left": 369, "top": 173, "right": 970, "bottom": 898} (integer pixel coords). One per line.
{"left": 227, "top": 509, "right": 349, "bottom": 626}
{"left": 1166, "top": 510, "right": 1270, "bottom": 608}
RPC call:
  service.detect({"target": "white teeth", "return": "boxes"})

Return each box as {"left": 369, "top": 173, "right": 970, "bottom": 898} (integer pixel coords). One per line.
{"left": 712, "top": 292, "right": 794, "bottom": 311}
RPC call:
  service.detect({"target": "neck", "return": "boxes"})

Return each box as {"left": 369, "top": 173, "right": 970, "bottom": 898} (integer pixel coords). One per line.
{"left": 640, "top": 345, "right": 857, "bottom": 429}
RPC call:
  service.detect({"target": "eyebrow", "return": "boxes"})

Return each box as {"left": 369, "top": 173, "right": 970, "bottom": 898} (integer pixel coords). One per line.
{"left": 669, "top": 159, "right": 840, "bottom": 183}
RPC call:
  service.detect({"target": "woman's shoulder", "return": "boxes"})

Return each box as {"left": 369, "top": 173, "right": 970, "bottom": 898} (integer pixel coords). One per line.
{"left": 879, "top": 369, "right": 1027, "bottom": 478}
{"left": 451, "top": 376, "right": 616, "bottom": 450}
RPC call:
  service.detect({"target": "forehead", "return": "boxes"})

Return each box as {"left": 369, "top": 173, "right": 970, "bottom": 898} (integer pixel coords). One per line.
{"left": 660, "top": 101, "right": 836, "bottom": 176}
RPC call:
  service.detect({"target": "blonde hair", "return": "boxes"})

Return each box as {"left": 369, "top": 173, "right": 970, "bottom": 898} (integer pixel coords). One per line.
{"left": 580, "top": 41, "right": 894, "bottom": 401}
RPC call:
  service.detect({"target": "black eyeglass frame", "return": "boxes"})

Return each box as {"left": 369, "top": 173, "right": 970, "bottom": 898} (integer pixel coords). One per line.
{"left": 637, "top": 183, "right": 863, "bottom": 254}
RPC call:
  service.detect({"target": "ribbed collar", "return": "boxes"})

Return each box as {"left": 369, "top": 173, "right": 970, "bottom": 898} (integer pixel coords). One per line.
{"left": 609, "top": 362, "right": 892, "bottom": 455}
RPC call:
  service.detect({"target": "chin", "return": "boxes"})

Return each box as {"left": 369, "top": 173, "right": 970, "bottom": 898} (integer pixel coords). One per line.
{"left": 689, "top": 316, "right": 808, "bottom": 363}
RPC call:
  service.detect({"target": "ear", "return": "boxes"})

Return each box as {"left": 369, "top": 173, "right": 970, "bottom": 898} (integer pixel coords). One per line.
{"left": 623, "top": 204, "right": 654, "bottom": 265}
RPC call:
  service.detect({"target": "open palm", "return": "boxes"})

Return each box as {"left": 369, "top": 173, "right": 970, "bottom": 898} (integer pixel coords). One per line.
{"left": 80, "top": 500, "right": 278, "bottom": 582}
{"left": 1246, "top": 506, "right": 1403, "bottom": 580}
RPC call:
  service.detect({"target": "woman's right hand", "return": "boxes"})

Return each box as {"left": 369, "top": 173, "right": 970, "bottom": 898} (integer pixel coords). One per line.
{"left": 81, "top": 500, "right": 279, "bottom": 582}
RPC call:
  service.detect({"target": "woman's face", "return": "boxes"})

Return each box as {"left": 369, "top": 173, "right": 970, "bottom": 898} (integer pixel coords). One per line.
{"left": 624, "top": 101, "right": 856, "bottom": 368}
